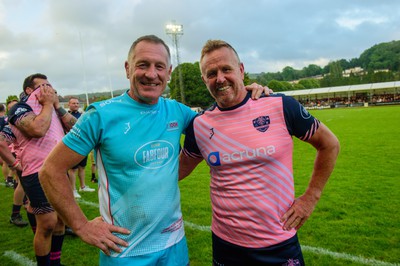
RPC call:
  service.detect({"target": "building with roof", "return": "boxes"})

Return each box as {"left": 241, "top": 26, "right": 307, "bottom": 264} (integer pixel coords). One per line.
{"left": 278, "top": 81, "right": 400, "bottom": 108}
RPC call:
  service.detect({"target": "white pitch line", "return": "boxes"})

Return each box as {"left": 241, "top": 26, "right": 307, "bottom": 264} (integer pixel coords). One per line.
{"left": 184, "top": 221, "right": 211, "bottom": 232}
{"left": 77, "top": 201, "right": 399, "bottom": 266}
{"left": 301, "top": 246, "right": 399, "bottom": 266}
{"left": 183, "top": 221, "right": 398, "bottom": 266}
{"left": 4, "top": 250, "right": 36, "bottom": 266}
{"left": 77, "top": 198, "right": 99, "bottom": 208}
{"left": 1, "top": 198, "right": 396, "bottom": 266}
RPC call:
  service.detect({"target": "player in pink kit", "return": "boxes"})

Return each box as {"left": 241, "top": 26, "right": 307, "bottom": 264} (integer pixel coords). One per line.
{"left": 179, "top": 40, "right": 340, "bottom": 265}
{"left": 7, "top": 73, "right": 77, "bottom": 266}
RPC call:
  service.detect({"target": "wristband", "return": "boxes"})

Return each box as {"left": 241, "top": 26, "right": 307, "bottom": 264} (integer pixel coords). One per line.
{"left": 56, "top": 107, "right": 67, "bottom": 117}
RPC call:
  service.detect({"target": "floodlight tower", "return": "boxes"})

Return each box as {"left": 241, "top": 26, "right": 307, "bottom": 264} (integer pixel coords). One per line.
{"left": 165, "top": 21, "right": 185, "bottom": 104}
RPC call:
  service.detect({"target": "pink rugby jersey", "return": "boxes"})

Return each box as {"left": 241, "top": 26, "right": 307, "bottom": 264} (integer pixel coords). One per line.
{"left": 8, "top": 89, "right": 65, "bottom": 176}
{"left": 182, "top": 93, "right": 320, "bottom": 248}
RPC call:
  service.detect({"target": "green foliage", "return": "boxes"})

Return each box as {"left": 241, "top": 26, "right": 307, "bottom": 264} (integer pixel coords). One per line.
{"left": 243, "top": 72, "right": 251, "bottom": 85}
{"left": 256, "top": 72, "right": 283, "bottom": 85}
{"left": 255, "top": 40, "right": 400, "bottom": 89}
{"left": 267, "top": 80, "right": 285, "bottom": 91}
{"left": 169, "top": 62, "right": 214, "bottom": 108}
{"left": 266, "top": 80, "right": 294, "bottom": 91}
{"left": 293, "top": 83, "right": 306, "bottom": 90}
{"left": 302, "top": 64, "right": 323, "bottom": 77}
{"left": 281, "top": 81, "right": 294, "bottom": 90}
{"left": 359, "top": 40, "right": 400, "bottom": 71}
{"left": 281, "top": 66, "right": 297, "bottom": 81}
{"left": 329, "top": 61, "right": 343, "bottom": 79}
{"left": 319, "top": 61, "right": 345, "bottom": 87}
{"left": 5, "top": 95, "right": 19, "bottom": 112}
{"left": 298, "top": 78, "right": 320, "bottom": 89}
{"left": 6, "top": 95, "right": 18, "bottom": 103}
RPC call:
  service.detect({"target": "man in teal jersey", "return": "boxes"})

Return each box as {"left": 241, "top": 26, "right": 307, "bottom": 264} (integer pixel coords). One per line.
{"left": 39, "top": 35, "right": 269, "bottom": 265}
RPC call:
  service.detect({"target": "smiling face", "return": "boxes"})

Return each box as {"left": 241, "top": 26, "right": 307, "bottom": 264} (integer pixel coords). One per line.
{"left": 200, "top": 46, "right": 246, "bottom": 108}
{"left": 124, "top": 40, "right": 172, "bottom": 105}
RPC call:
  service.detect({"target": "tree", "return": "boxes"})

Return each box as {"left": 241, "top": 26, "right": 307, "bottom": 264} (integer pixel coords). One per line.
{"left": 267, "top": 80, "right": 284, "bottom": 91}
{"left": 281, "top": 81, "right": 294, "bottom": 91}
{"left": 282, "top": 66, "right": 298, "bottom": 81}
{"left": 6, "top": 95, "right": 18, "bottom": 104}
{"left": 320, "top": 61, "right": 344, "bottom": 87}
{"left": 267, "top": 80, "right": 294, "bottom": 91}
{"left": 169, "top": 62, "right": 214, "bottom": 108}
{"left": 5, "top": 95, "right": 19, "bottom": 112}
{"left": 302, "top": 64, "right": 323, "bottom": 78}
{"left": 244, "top": 72, "right": 251, "bottom": 85}
{"left": 293, "top": 83, "right": 306, "bottom": 90}
{"left": 330, "top": 61, "right": 343, "bottom": 79}
{"left": 359, "top": 40, "right": 400, "bottom": 71}
{"left": 298, "top": 78, "right": 320, "bottom": 89}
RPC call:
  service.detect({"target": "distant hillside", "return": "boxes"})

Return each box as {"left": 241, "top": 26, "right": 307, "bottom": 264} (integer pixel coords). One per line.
{"left": 359, "top": 40, "right": 400, "bottom": 71}
{"left": 251, "top": 40, "right": 400, "bottom": 82}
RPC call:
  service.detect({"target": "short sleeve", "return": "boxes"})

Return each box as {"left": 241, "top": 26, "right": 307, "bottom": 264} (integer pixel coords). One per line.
{"left": 63, "top": 107, "right": 103, "bottom": 156}
{"left": 282, "top": 96, "right": 320, "bottom": 141}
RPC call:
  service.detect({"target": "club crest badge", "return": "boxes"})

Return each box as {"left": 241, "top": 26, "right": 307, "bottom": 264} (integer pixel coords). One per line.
{"left": 252, "top": 116, "right": 270, "bottom": 132}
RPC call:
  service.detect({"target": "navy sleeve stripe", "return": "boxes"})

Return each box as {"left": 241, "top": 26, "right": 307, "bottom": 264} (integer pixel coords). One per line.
{"left": 299, "top": 120, "right": 320, "bottom": 141}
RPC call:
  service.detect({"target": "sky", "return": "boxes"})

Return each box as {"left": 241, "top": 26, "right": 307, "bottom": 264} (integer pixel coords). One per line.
{"left": 0, "top": 0, "right": 399, "bottom": 101}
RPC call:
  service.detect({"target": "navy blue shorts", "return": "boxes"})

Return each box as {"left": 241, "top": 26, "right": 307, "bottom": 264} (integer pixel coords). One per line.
{"left": 212, "top": 232, "right": 305, "bottom": 266}
{"left": 20, "top": 172, "right": 54, "bottom": 214}
{"left": 72, "top": 156, "right": 88, "bottom": 169}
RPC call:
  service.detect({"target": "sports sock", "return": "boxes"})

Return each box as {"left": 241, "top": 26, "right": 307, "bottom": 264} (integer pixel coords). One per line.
{"left": 36, "top": 253, "right": 50, "bottom": 266}
{"left": 50, "top": 234, "right": 64, "bottom": 265}
{"left": 11, "top": 204, "right": 22, "bottom": 218}
{"left": 27, "top": 212, "right": 37, "bottom": 234}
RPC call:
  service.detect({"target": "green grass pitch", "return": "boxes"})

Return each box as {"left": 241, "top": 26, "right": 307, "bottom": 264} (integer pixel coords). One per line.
{"left": 0, "top": 105, "right": 399, "bottom": 265}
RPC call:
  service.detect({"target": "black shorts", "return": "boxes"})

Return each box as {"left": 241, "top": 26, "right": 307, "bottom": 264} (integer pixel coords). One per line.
{"left": 20, "top": 172, "right": 54, "bottom": 215}
{"left": 72, "top": 156, "right": 88, "bottom": 170}
{"left": 212, "top": 232, "right": 305, "bottom": 266}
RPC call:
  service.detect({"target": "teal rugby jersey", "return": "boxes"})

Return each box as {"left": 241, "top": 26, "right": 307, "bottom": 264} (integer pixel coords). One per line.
{"left": 63, "top": 91, "right": 197, "bottom": 257}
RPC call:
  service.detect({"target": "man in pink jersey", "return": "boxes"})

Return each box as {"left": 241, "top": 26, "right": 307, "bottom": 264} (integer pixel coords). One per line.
{"left": 179, "top": 40, "right": 340, "bottom": 265}
{"left": 0, "top": 98, "right": 30, "bottom": 227}
{"left": 7, "top": 73, "right": 77, "bottom": 266}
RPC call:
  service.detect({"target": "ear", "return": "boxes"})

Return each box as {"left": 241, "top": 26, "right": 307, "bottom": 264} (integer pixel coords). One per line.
{"left": 240, "top": 62, "right": 245, "bottom": 80}
{"left": 25, "top": 87, "right": 34, "bottom": 95}
{"left": 168, "top": 65, "right": 172, "bottom": 78}
{"left": 124, "top": 61, "right": 130, "bottom": 78}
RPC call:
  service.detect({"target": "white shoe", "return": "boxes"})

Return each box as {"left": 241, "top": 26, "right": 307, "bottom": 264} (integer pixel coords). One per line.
{"left": 73, "top": 190, "right": 81, "bottom": 198}
{"left": 79, "top": 186, "right": 95, "bottom": 192}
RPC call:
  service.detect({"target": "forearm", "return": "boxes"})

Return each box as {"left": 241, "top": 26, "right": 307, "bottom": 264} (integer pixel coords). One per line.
{"left": 39, "top": 142, "right": 89, "bottom": 230}
{"left": 305, "top": 125, "right": 340, "bottom": 200}
{"left": 55, "top": 107, "right": 77, "bottom": 132}
{"left": 306, "top": 145, "right": 339, "bottom": 200}
{"left": 40, "top": 162, "right": 88, "bottom": 229}
{"left": 179, "top": 152, "right": 203, "bottom": 180}
{"left": 18, "top": 104, "right": 54, "bottom": 138}
{"left": 0, "top": 139, "right": 16, "bottom": 166}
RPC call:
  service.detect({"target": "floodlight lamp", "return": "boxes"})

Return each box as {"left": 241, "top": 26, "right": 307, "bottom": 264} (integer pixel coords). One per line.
{"left": 165, "top": 23, "right": 183, "bottom": 35}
